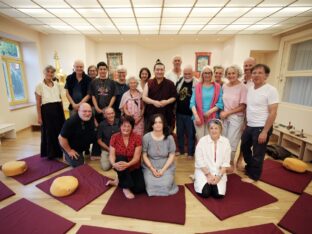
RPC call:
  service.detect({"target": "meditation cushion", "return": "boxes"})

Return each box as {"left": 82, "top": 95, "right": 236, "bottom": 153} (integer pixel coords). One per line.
{"left": 2, "top": 161, "right": 27, "bottom": 176}
{"left": 283, "top": 158, "right": 308, "bottom": 173}
{"left": 50, "top": 176, "right": 79, "bottom": 197}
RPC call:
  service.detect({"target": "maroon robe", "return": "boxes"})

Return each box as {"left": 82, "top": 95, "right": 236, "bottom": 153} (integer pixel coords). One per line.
{"left": 144, "top": 78, "right": 177, "bottom": 128}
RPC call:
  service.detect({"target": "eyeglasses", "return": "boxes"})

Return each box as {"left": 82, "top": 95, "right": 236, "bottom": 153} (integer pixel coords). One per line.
{"left": 202, "top": 72, "right": 212, "bottom": 75}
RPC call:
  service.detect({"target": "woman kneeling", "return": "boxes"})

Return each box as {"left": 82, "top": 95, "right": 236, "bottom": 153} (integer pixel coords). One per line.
{"left": 108, "top": 115, "right": 145, "bottom": 199}
{"left": 194, "top": 119, "right": 231, "bottom": 198}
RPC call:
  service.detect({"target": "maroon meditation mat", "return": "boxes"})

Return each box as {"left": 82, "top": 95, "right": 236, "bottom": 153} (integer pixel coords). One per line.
{"left": 9, "top": 154, "right": 68, "bottom": 185}
{"left": 36, "top": 164, "right": 112, "bottom": 211}
{"left": 185, "top": 174, "right": 278, "bottom": 220}
{"left": 198, "top": 223, "right": 283, "bottom": 234}
{"left": 278, "top": 192, "right": 312, "bottom": 234}
{"left": 102, "top": 185, "right": 186, "bottom": 225}
{"left": 260, "top": 159, "right": 312, "bottom": 194}
{"left": 0, "top": 180, "right": 15, "bottom": 201}
{"left": 77, "top": 225, "right": 149, "bottom": 234}
{"left": 0, "top": 198, "right": 75, "bottom": 234}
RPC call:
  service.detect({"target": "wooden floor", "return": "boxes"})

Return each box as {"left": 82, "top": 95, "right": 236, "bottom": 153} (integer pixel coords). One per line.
{"left": 0, "top": 129, "right": 311, "bottom": 234}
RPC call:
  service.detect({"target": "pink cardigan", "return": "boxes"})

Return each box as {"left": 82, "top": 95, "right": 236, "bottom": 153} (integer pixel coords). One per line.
{"left": 195, "top": 82, "right": 221, "bottom": 126}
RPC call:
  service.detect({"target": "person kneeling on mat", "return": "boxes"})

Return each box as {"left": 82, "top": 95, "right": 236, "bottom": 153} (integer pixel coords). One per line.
{"left": 193, "top": 119, "right": 231, "bottom": 198}
{"left": 58, "top": 103, "right": 100, "bottom": 167}
{"left": 106, "top": 115, "right": 145, "bottom": 199}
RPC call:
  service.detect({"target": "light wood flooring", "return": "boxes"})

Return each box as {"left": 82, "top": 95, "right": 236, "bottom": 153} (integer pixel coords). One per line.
{"left": 0, "top": 129, "right": 311, "bottom": 234}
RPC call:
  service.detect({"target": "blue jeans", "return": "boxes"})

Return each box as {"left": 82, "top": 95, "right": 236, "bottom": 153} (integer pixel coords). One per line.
{"left": 176, "top": 113, "right": 195, "bottom": 156}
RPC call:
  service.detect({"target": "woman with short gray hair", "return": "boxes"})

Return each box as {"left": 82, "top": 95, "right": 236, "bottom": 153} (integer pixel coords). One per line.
{"left": 119, "top": 76, "right": 144, "bottom": 135}
{"left": 220, "top": 65, "right": 247, "bottom": 169}
{"left": 35, "top": 65, "right": 65, "bottom": 159}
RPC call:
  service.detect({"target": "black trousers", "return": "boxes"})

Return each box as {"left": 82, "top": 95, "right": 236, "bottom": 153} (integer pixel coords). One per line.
{"left": 115, "top": 156, "right": 145, "bottom": 194}
{"left": 241, "top": 126, "right": 272, "bottom": 180}
{"left": 41, "top": 102, "right": 65, "bottom": 159}
{"left": 198, "top": 183, "right": 224, "bottom": 199}
{"left": 63, "top": 150, "right": 84, "bottom": 168}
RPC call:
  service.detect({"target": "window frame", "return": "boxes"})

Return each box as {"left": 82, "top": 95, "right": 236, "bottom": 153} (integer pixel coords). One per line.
{"left": 279, "top": 35, "right": 312, "bottom": 108}
{"left": 0, "top": 37, "right": 28, "bottom": 106}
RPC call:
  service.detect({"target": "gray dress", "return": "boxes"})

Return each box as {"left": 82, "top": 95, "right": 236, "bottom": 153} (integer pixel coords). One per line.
{"left": 142, "top": 132, "right": 179, "bottom": 196}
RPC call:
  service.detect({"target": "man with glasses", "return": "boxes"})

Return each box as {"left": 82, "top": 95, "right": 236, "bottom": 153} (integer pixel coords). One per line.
{"left": 176, "top": 65, "right": 198, "bottom": 159}
{"left": 58, "top": 103, "right": 100, "bottom": 167}
{"left": 113, "top": 65, "right": 129, "bottom": 118}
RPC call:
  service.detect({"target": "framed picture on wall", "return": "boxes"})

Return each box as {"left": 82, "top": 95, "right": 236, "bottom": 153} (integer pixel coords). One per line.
{"left": 106, "top": 52, "right": 123, "bottom": 79}
{"left": 195, "top": 52, "right": 211, "bottom": 74}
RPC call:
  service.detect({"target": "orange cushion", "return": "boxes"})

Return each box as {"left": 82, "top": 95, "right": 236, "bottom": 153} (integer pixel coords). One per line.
{"left": 50, "top": 176, "right": 79, "bottom": 197}
{"left": 2, "top": 161, "right": 27, "bottom": 176}
{"left": 283, "top": 158, "right": 308, "bottom": 173}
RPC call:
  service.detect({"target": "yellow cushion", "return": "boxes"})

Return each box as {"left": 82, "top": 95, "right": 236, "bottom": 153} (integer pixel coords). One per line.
{"left": 283, "top": 158, "right": 308, "bottom": 173}
{"left": 2, "top": 161, "right": 27, "bottom": 176}
{"left": 50, "top": 176, "right": 79, "bottom": 197}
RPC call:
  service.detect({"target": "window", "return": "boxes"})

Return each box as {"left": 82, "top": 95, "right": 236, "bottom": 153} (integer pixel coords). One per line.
{"left": 282, "top": 38, "right": 312, "bottom": 107}
{"left": 0, "top": 38, "right": 28, "bottom": 105}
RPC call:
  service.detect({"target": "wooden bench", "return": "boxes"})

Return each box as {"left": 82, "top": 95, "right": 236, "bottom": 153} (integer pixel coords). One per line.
{"left": 0, "top": 123, "right": 16, "bottom": 144}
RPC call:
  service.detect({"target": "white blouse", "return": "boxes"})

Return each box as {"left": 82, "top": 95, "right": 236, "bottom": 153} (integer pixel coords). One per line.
{"left": 35, "top": 81, "right": 62, "bottom": 105}
{"left": 194, "top": 135, "right": 231, "bottom": 195}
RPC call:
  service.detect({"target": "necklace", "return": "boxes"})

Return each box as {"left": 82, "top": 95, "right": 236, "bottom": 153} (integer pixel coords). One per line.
{"left": 44, "top": 79, "right": 53, "bottom": 87}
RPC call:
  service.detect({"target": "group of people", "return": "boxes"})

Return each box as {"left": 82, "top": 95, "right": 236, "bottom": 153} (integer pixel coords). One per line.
{"left": 35, "top": 55, "right": 278, "bottom": 200}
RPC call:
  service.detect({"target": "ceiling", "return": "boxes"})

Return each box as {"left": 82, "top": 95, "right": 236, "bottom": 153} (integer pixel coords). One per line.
{"left": 0, "top": 0, "right": 312, "bottom": 36}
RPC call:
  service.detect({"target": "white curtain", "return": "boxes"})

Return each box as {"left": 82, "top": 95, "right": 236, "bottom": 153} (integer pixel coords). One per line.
{"left": 283, "top": 39, "right": 312, "bottom": 107}
{"left": 283, "top": 76, "right": 312, "bottom": 107}
{"left": 288, "top": 39, "right": 312, "bottom": 71}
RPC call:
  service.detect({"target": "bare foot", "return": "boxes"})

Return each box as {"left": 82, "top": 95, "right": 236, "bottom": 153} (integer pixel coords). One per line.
{"left": 187, "top": 156, "right": 194, "bottom": 160}
{"left": 106, "top": 178, "right": 118, "bottom": 186}
{"left": 241, "top": 177, "right": 256, "bottom": 183}
{"left": 189, "top": 174, "right": 195, "bottom": 181}
{"left": 123, "top": 188, "right": 135, "bottom": 199}
{"left": 175, "top": 152, "right": 180, "bottom": 156}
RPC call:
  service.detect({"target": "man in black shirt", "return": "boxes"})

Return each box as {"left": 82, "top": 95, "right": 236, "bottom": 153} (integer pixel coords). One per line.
{"left": 65, "top": 60, "right": 91, "bottom": 116}
{"left": 176, "top": 65, "right": 198, "bottom": 159}
{"left": 58, "top": 103, "right": 100, "bottom": 167}
{"left": 97, "top": 107, "right": 120, "bottom": 171}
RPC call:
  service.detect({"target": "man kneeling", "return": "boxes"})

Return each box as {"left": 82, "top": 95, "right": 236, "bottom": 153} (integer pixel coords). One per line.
{"left": 58, "top": 103, "right": 100, "bottom": 167}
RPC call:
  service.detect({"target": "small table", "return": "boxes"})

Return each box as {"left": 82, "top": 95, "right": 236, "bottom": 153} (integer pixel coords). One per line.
{"left": 273, "top": 125, "right": 312, "bottom": 161}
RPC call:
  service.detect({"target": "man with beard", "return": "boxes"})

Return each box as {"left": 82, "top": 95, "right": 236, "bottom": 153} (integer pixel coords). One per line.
{"left": 58, "top": 103, "right": 100, "bottom": 167}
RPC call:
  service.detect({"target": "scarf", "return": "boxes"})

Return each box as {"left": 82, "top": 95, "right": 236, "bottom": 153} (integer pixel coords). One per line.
{"left": 195, "top": 82, "right": 221, "bottom": 126}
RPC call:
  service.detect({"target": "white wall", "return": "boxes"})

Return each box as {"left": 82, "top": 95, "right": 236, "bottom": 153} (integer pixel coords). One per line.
{"left": 0, "top": 16, "right": 42, "bottom": 131}
{"left": 85, "top": 37, "right": 96, "bottom": 67}
{"left": 232, "top": 35, "right": 280, "bottom": 66}
{"left": 39, "top": 34, "right": 86, "bottom": 74}
{"left": 22, "top": 42, "right": 42, "bottom": 103}
{"left": 96, "top": 40, "right": 224, "bottom": 76}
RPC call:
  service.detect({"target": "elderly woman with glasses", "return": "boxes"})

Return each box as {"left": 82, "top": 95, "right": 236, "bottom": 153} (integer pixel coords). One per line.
{"left": 190, "top": 65, "right": 223, "bottom": 140}
{"left": 119, "top": 76, "right": 144, "bottom": 135}
{"left": 194, "top": 119, "right": 231, "bottom": 198}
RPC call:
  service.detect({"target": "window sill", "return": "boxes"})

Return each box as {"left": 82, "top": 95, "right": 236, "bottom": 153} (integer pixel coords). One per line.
{"left": 9, "top": 102, "right": 36, "bottom": 111}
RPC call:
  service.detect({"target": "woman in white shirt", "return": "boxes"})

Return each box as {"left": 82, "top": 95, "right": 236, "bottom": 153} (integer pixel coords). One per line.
{"left": 35, "top": 65, "right": 65, "bottom": 159}
{"left": 194, "top": 119, "right": 231, "bottom": 198}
